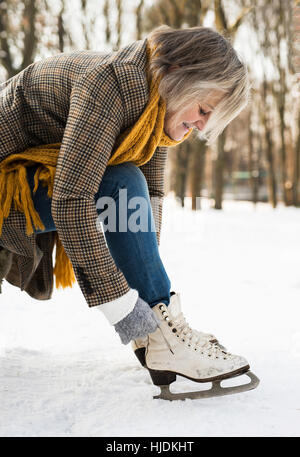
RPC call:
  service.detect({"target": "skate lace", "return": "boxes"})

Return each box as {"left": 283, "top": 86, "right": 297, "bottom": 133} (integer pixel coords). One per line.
{"left": 171, "top": 311, "right": 231, "bottom": 359}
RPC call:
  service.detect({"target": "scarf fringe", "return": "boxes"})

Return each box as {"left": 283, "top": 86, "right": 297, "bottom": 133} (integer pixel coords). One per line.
{"left": 53, "top": 231, "right": 76, "bottom": 289}
{"left": 0, "top": 148, "right": 75, "bottom": 290}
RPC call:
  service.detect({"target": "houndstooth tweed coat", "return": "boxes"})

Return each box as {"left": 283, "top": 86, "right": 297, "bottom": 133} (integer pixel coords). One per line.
{"left": 0, "top": 38, "right": 167, "bottom": 305}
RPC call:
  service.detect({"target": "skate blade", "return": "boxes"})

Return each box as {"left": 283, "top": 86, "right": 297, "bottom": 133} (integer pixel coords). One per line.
{"left": 153, "top": 370, "right": 260, "bottom": 401}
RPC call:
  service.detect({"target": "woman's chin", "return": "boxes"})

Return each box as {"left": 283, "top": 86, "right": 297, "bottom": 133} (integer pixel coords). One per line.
{"left": 170, "top": 129, "right": 185, "bottom": 141}
{"left": 164, "top": 125, "right": 187, "bottom": 141}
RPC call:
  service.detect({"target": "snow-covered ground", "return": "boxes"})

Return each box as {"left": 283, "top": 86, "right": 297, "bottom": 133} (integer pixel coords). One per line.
{"left": 1, "top": 197, "right": 300, "bottom": 437}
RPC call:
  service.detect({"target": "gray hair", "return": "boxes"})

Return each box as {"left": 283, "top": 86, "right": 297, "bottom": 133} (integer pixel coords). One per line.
{"left": 147, "top": 25, "right": 251, "bottom": 144}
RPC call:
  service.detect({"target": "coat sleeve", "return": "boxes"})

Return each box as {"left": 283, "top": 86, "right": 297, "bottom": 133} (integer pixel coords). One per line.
{"left": 51, "top": 65, "right": 131, "bottom": 307}
{"left": 139, "top": 146, "right": 168, "bottom": 246}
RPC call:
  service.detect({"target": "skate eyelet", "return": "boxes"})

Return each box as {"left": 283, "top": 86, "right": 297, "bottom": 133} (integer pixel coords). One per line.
{"left": 182, "top": 339, "right": 185, "bottom": 342}
{"left": 168, "top": 322, "right": 173, "bottom": 327}
{"left": 194, "top": 348, "right": 197, "bottom": 351}
{"left": 172, "top": 328, "right": 177, "bottom": 333}
{"left": 159, "top": 305, "right": 164, "bottom": 310}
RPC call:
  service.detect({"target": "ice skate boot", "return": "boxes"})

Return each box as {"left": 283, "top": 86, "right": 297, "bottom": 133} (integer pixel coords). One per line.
{"left": 131, "top": 292, "right": 221, "bottom": 368}
{"left": 145, "top": 298, "right": 259, "bottom": 400}
{"left": 132, "top": 335, "right": 149, "bottom": 367}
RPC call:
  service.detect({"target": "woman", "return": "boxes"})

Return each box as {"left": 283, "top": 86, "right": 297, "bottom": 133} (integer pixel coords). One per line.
{"left": 0, "top": 25, "right": 258, "bottom": 398}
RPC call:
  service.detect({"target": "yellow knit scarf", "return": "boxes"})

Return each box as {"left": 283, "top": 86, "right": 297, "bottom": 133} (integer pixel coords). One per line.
{"left": 107, "top": 41, "right": 192, "bottom": 166}
{"left": 0, "top": 41, "right": 192, "bottom": 290}
{"left": 0, "top": 145, "right": 75, "bottom": 289}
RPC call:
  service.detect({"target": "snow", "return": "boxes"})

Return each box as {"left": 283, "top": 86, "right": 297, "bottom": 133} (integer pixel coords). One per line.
{"left": 1, "top": 197, "right": 300, "bottom": 437}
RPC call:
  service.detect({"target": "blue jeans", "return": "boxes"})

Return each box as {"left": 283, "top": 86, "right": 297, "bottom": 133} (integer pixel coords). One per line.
{"left": 27, "top": 162, "right": 171, "bottom": 307}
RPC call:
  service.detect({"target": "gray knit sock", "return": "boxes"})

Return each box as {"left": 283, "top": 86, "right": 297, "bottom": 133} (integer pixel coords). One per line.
{"left": 114, "top": 296, "right": 159, "bottom": 345}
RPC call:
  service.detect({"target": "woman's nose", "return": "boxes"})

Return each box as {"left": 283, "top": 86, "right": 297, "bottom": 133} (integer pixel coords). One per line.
{"left": 195, "top": 117, "right": 208, "bottom": 131}
{"left": 198, "top": 111, "right": 212, "bottom": 130}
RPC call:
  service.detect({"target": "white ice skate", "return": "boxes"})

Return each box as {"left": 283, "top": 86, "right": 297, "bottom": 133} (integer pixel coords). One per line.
{"left": 132, "top": 292, "right": 224, "bottom": 368}
{"left": 144, "top": 293, "right": 259, "bottom": 400}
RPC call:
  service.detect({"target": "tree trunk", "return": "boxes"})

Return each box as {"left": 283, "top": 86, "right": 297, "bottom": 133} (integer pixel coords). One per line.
{"left": 265, "top": 127, "right": 277, "bottom": 208}
{"left": 262, "top": 79, "right": 277, "bottom": 208}
{"left": 0, "top": 0, "right": 37, "bottom": 78}
{"left": 190, "top": 140, "right": 206, "bottom": 210}
{"left": 175, "top": 142, "right": 190, "bottom": 207}
{"left": 214, "top": 129, "right": 226, "bottom": 210}
{"left": 278, "top": 95, "right": 289, "bottom": 204}
{"left": 103, "top": 0, "right": 111, "bottom": 45}
{"left": 293, "top": 108, "right": 300, "bottom": 206}
{"left": 115, "top": 0, "right": 122, "bottom": 50}
{"left": 136, "top": 0, "right": 145, "bottom": 40}
{"left": 58, "top": 2, "right": 66, "bottom": 52}
{"left": 248, "top": 111, "right": 259, "bottom": 205}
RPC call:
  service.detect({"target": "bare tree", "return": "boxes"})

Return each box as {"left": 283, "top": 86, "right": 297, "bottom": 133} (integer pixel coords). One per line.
{"left": 189, "top": 137, "right": 206, "bottom": 209}
{"left": 174, "top": 142, "right": 191, "bottom": 207}
{"left": 247, "top": 108, "right": 260, "bottom": 205}
{"left": 262, "top": 78, "right": 277, "bottom": 208}
{"left": 136, "top": 0, "right": 145, "bottom": 40}
{"left": 212, "top": 0, "right": 252, "bottom": 209}
{"left": 115, "top": 0, "right": 122, "bottom": 50}
{"left": 58, "top": 1, "right": 66, "bottom": 52}
{"left": 293, "top": 108, "right": 300, "bottom": 206}
{"left": 103, "top": 0, "right": 111, "bottom": 45}
{"left": 0, "top": 0, "right": 37, "bottom": 78}
{"left": 80, "top": 0, "right": 91, "bottom": 50}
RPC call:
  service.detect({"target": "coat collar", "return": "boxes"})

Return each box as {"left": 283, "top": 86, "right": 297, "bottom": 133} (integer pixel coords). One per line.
{"left": 111, "top": 38, "right": 149, "bottom": 128}
{"left": 108, "top": 38, "right": 148, "bottom": 71}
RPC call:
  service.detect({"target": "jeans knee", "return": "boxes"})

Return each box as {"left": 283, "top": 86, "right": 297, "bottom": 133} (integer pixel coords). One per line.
{"left": 108, "top": 162, "right": 148, "bottom": 197}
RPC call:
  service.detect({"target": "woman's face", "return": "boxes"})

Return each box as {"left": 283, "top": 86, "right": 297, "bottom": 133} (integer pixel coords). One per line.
{"left": 164, "top": 90, "right": 224, "bottom": 141}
